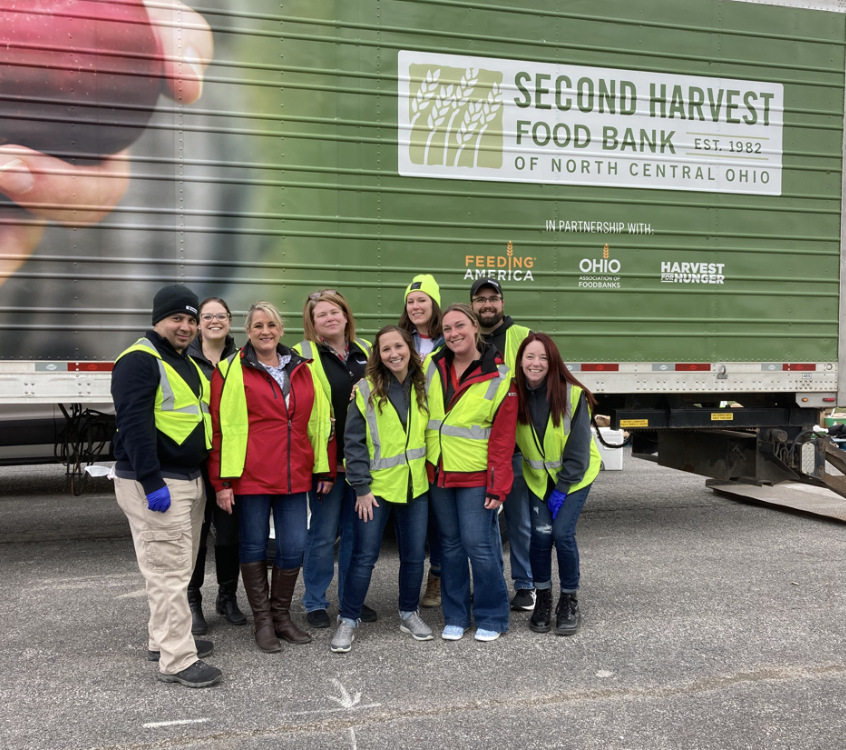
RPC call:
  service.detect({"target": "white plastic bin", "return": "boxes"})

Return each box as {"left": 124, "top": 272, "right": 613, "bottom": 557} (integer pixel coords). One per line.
{"left": 593, "top": 427, "right": 624, "bottom": 470}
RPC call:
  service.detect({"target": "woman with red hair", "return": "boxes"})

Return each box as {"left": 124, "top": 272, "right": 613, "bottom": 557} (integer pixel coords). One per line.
{"left": 513, "top": 333, "right": 601, "bottom": 637}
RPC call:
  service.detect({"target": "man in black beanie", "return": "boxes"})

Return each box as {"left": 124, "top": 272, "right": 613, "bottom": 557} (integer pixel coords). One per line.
{"left": 111, "top": 284, "right": 222, "bottom": 688}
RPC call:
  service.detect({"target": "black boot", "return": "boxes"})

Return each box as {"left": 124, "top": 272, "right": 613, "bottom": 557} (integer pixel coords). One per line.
{"left": 188, "top": 540, "right": 209, "bottom": 635}
{"left": 529, "top": 588, "right": 552, "bottom": 633}
{"left": 215, "top": 545, "right": 247, "bottom": 625}
{"left": 216, "top": 587, "right": 247, "bottom": 626}
{"left": 555, "top": 592, "right": 580, "bottom": 636}
{"left": 187, "top": 587, "right": 208, "bottom": 635}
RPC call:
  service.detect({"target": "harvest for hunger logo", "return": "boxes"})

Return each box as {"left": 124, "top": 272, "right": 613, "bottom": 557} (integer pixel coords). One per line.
{"left": 406, "top": 63, "right": 504, "bottom": 169}
{"left": 660, "top": 260, "right": 725, "bottom": 284}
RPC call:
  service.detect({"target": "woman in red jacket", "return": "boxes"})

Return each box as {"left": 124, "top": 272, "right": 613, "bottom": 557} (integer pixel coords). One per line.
{"left": 208, "top": 301, "right": 332, "bottom": 654}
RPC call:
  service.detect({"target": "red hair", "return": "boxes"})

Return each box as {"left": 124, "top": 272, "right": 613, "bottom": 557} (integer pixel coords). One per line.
{"left": 514, "top": 333, "right": 596, "bottom": 427}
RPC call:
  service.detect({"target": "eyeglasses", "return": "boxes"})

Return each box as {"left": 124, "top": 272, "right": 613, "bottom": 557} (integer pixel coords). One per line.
{"left": 200, "top": 313, "right": 230, "bottom": 322}
{"left": 472, "top": 295, "right": 502, "bottom": 304}
{"left": 309, "top": 289, "right": 338, "bottom": 300}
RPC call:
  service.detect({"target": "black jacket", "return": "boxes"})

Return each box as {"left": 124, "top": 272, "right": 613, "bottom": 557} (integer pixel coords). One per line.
{"left": 186, "top": 334, "right": 237, "bottom": 380}
{"left": 481, "top": 315, "right": 525, "bottom": 359}
{"left": 315, "top": 341, "right": 369, "bottom": 463}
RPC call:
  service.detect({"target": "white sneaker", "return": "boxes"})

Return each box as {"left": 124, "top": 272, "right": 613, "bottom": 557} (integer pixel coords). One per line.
{"left": 441, "top": 625, "right": 467, "bottom": 641}
{"left": 474, "top": 628, "right": 501, "bottom": 642}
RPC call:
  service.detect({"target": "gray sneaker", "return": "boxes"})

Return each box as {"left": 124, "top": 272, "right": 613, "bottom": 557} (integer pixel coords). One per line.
{"left": 399, "top": 611, "right": 433, "bottom": 641}
{"left": 330, "top": 619, "right": 356, "bottom": 653}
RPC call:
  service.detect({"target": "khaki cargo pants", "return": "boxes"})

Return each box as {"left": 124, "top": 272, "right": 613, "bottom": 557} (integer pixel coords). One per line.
{"left": 115, "top": 475, "right": 205, "bottom": 675}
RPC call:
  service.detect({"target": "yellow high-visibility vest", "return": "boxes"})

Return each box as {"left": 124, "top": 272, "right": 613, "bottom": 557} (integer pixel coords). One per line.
{"left": 501, "top": 323, "right": 531, "bottom": 372}
{"left": 351, "top": 378, "right": 428, "bottom": 503}
{"left": 515, "top": 383, "right": 601, "bottom": 498}
{"left": 115, "top": 338, "right": 211, "bottom": 448}
{"left": 424, "top": 356, "right": 513, "bottom": 472}
{"left": 215, "top": 351, "right": 330, "bottom": 478}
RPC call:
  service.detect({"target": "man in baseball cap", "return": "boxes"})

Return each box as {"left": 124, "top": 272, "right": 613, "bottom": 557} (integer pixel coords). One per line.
{"left": 111, "top": 283, "right": 222, "bottom": 688}
{"left": 469, "top": 278, "right": 535, "bottom": 613}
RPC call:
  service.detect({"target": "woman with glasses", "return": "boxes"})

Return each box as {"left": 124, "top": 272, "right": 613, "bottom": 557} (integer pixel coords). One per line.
{"left": 513, "top": 333, "right": 601, "bottom": 636}
{"left": 209, "top": 301, "right": 333, "bottom": 653}
{"left": 185, "top": 297, "right": 245, "bottom": 634}
{"left": 425, "top": 304, "right": 517, "bottom": 642}
{"left": 398, "top": 274, "right": 445, "bottom": 608}
{"left": 295, "top": 289, "right": 375, "bottom": 628}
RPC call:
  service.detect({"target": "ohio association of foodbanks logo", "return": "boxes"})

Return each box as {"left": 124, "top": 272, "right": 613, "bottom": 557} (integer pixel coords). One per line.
{"left": 578, "top": 244, "right": 621, "bottom": 289}
{"left": 400, "top": 51, "right": 504, "bottom": 171}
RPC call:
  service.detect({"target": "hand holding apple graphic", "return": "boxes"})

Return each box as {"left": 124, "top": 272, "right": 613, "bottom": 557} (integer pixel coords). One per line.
{"left": 0, "top": 0, "right": 214, "bottom": 282}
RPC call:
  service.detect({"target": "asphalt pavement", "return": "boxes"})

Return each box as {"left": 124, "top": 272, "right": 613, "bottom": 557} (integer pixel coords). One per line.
{"left": 1, "top": 452, "right": 845, "bottom": 750}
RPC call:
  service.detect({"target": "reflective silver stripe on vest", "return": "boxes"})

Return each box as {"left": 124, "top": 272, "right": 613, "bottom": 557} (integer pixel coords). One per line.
{"left": 427, "top": 419, "right": 442, "bottom": 430}
{"left": 526, "top": 457, "right": 563, "bottom": 471}
{"left": 483, "top": 364, "right": 511, "bottom": 400}
{"left": 371, "top": 446, "right": 426, "bottom": 470}
{"left": 154, "top": 358, "right": 202, "bottom": 417}
{"left": 440, "top": 424, "right": 491, "bottom": 440}
{"left": 299, "top": 340, "right": 314, "bottom": 359}
{"left": 425, "top": 359, "right": 438, "bottom": 391}
{"left": 358, "top": 380, "right": 422, "bottom": 471}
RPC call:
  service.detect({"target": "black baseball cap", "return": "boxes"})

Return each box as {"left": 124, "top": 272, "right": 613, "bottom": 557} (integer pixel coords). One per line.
{"left": 469, "top": 278, "right": 504, "bottom": 299}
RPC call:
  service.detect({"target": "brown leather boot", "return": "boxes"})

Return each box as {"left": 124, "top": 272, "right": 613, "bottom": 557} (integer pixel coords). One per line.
{"left": 421, "top": 571, "right": 441, "bottom": 608}
{"left": 240, "top": 561, "right": 281, "bottom": 653}
{"left": 270, "top": 566, "right": 312, "bottom": 644}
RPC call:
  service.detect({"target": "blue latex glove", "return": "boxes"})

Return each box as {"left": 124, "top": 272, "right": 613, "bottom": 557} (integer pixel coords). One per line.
{"left": 146, "top": 486, "right": 171, "bottom": 513}
{"left": 547, "top": 489, "right": 568, "bottom": 521}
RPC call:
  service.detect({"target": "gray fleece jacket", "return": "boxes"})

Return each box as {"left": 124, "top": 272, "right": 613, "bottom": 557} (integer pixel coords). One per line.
{"left": 344, "top": 374, "right": 414, "bottom": 499}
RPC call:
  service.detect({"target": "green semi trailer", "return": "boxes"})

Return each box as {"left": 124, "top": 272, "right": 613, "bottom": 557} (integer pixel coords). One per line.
{"left": 1, "top": 0, "right": 845, "bottom": 496}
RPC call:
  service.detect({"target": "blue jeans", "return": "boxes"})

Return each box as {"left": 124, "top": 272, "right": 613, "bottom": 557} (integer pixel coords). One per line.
{"left": 237, "top": 493, "right": 308, "bottom": 569}
{"left": 529, "top": 484, "right": 592, "bottom": 592}
{"left": 302, "top": 477, "right": 356, "bottom": 612}
{"left": 502, "top": 452, "right": 533, "bottom": 591}
{"left": 340, "top": 494, "right": 428, "bottom": 620}
{"left": 429, "top": 484, "right": 510, "bottom": 633}
{"left": 426, "top": 509, "right": 442, "bottom": 574}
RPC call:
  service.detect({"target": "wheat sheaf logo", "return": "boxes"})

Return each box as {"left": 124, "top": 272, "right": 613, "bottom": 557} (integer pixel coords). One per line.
{"left": 408, "top": 64, "right": 504, "bottom": 169}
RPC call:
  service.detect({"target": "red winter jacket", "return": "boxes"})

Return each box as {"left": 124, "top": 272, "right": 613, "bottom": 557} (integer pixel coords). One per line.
{"left": 208, "top": 343, "right": 332, "bottom": 495}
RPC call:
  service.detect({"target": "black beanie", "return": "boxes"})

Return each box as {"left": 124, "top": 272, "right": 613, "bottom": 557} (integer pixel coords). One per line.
{"left": 152, "top": 284, "right": 199, "bottom": 325}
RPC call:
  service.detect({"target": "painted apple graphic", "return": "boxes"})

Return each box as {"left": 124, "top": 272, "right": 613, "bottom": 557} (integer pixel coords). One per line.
{"left": 0, "top": 0, "right": 164, "bottom": 160}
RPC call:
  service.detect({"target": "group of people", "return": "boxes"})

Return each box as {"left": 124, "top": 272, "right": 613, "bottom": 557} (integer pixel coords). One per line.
{"left": 111, "top": 275, "right": 602, "bottom": 688}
